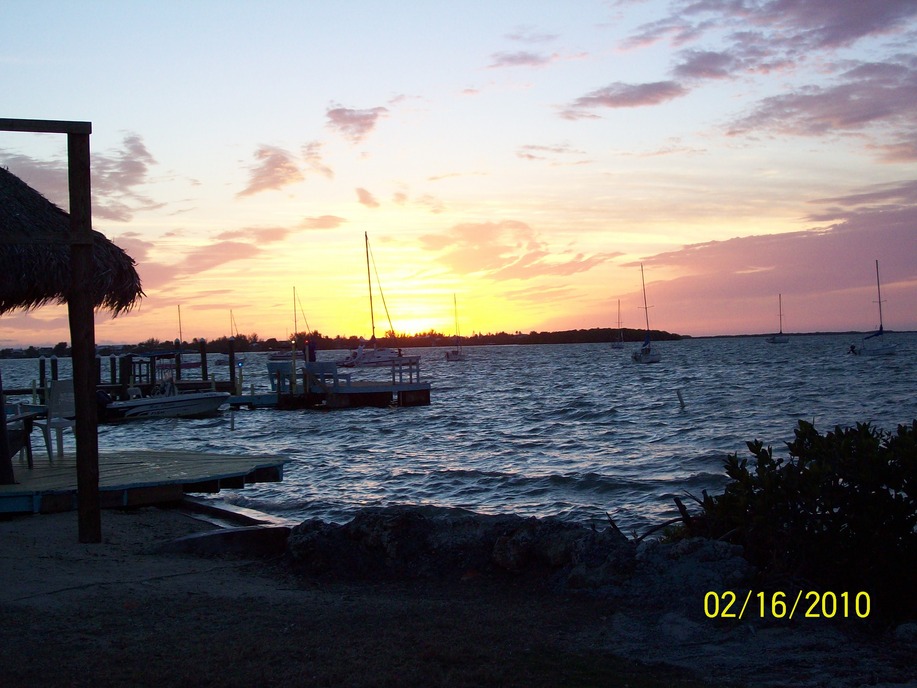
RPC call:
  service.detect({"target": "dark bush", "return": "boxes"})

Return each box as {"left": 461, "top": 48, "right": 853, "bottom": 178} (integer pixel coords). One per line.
{"left": 681, "top": 420, "right": 917, "bottom": 622}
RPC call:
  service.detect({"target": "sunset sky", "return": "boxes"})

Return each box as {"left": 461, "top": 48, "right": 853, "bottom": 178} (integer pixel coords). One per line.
{"left": 2, "top": 0, "right": 916, "bottom": 347}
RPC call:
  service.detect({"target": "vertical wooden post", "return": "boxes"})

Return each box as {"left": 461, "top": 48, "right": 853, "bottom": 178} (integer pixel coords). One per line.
{"left": 228, "top": 337, "right": 236, "bottom": 388}
{"left": 67, "top": 130, "right": 101, "bottom": 544}
{"left": 198, "top": 338, "right": 208, "bottom": 381}
{"left": 119, "top": 355, "right": 132, "bottom": 399}
{"left": 0, "top": 369, "right": 14, "bottom": 484}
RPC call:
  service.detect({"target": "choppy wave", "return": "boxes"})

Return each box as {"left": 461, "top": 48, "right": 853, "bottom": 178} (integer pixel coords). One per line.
{"left": 4, "top": 332, "right": 915, "bottom": 534}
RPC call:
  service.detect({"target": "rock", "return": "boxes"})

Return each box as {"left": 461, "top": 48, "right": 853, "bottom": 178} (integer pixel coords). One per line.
{"left": 287, "top": 505, "right": 635, "bottom": 586}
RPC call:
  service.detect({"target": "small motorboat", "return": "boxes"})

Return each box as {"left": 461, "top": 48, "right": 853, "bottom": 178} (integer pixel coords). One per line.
{"left": 98, "top": 381, "right": 229, "bottom": 422}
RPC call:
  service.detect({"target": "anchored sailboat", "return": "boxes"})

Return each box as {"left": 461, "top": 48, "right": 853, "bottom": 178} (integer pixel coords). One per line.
{"left": 631, "top": 264, "right": 661, "bottom": 364}
{"left": 850, "top": 260, "right": 897, "bottom": 356}
{"left": 611, "top": 299, "right": 624, "bottom": 349}
{"left": 766, "top": 294, "right": 789, "bottom": 344}
{"left": 338, "top": 232, "right": 420, "bottom": 368}
{"left": 445, "top": 294, "right": 467, "bottom": 361}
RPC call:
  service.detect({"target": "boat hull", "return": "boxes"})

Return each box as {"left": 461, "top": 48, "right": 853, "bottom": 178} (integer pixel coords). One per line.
{"left": 631, "top": 350, "right": 661, "bottom": 364}
{"left": 102, "top": 391, "right": 230, "bottom": 421}
{"left": 445, "top": 349, "right": 466, "bottom": 361}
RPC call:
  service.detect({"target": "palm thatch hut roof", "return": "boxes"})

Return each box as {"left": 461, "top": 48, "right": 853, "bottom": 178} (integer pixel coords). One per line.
{"left": 0, "top": 165, "right": 143, "bottom": 316}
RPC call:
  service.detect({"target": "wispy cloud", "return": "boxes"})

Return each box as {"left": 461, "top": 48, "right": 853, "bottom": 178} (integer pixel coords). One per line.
{"left": 727, "top": 58, "right": 917, "bottom": 160}
{"left": 419, "top": 220, "right": 618, "bottom": 280}
{"left": 326, "top": 105, "right": 388, "bottom": 143}
{"left": 237, "top": 145, "right": 303, "bottom": 197}
{"left": 0, "top": 134, "right": 161, "bottom": 222}
{"left": 216, "top": 227, "right": 290, "bottom": 243}
{"left": 488, "top": 51, "right": 560, "bottom": 69}
{"left": 302, "top": 141, "right": 334, "bottom": 178}
{"left": 300, "top": 215, "right": 346, "bottom": 229}
{"left": 562, "top": 81, "right": 688, "bottom": 119}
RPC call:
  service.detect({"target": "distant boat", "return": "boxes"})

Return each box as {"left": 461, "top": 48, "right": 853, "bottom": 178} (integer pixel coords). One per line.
{"left": 445, "top": 294, "right": 467, "bottom": 362}
{"left": 766, "top": 294, "right": 789, "bottom": 344}
{"left": 849, "top": 260, "right": 897, "bottom": 356}
{"left": 611, "top": 299, "right": 624, "bottom": 350}
{"left": 631, "top": 264, "right": 661, "bottom": 364}
{"left": 338, "top": 232, "right": 420, "bottom": 368}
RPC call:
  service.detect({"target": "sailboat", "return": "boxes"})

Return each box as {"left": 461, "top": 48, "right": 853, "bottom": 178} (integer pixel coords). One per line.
{"left": 611, "top": 299, "right": 624, "bottom": 349}
{"left": 445, "top": 294, "right": 467, "bottom": 361}
{"left": 338, "top": 232, "right": 420, "bottom": 368}
{"left": 267, "top": 287, "right": 306, "bottom": 386}
{"left": 631, "top": 264, "right": 661, "bottom": 364}
{"left": 766, "top": 294, "right": 789, "bottom": 344}
{"left": 849, "top": 260, "right": 897, "bottom": 356}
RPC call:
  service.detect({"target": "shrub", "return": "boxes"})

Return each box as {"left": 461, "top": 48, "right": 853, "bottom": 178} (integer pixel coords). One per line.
{"left": 681, "top": 420, "right": 917, "bottom": 622}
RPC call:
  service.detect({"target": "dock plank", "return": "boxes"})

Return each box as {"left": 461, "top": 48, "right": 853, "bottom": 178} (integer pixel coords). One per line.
{"left": 0, "top": 450, "right": 288, "bottom": 514}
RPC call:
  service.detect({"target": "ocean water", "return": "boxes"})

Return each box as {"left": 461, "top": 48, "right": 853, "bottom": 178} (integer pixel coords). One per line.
{"left": 3, "top": 333, "right": 915, "bottom": 535}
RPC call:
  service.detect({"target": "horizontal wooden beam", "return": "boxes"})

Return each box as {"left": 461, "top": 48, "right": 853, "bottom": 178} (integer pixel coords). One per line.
{"left": 0, "top": 118, "right": 92, "bottom": 135}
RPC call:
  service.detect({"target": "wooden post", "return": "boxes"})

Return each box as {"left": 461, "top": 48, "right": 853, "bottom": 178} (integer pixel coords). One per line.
{"left": 228, "top": 337, "right": 237, "bottom": 388}
{"left": 174, "top": 339, "right": 182, "bottom": 382}
{"left": 67, "top": 129, "right": 102, "bottom": 543}
{"left": 50, "top": 355, "right": 59, "bottom": 380}
{"left": 0, "top": 369, "right": 15, "bottom": 484}
{"left": 39, "top": 356, "right": 47, "bottom": 390}
{"left": 198, "top": 338, "right": 208, "bottom": 381}
{"left": 119, "top": 355, "right": 132, "bottom": 399}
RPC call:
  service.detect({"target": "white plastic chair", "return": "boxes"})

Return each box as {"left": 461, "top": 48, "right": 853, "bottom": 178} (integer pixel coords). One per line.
{"left": 34, "top": 379, "right": 76, "bottom": 461}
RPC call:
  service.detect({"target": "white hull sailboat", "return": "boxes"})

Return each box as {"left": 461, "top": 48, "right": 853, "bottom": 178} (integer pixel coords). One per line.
{"left": 445, "top": 294, "right": 467, "bottom": 361}
{"left": 766, "top": 294, "right": 789, "bottom": 344}
{"left": 850, "top": 260, "right": 897, "bottom": 356}
{"left": 338, "top": 232, "right": 420, "bottom": 368}
{"left": 631, "top": 264, "right": 661, "bottom": 364}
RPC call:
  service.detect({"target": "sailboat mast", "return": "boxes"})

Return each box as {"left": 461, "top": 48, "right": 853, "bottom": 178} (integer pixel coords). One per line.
{"left": 874, "top": 259, "right": 884, "bottom": 330}
{"left": 778, "top": 293, "right": 784, "bottom": 334}
{"left": 365, "top": 232, "right": 376, "bottom": 339}
{"left": 640, "top": 264, "right": 651, "bottom": 331}
{"left": 177, "top": 305, "right": 183, "bottom": 343}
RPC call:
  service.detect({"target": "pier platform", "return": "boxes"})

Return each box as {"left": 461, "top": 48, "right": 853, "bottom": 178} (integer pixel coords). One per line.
{"left": 231, "top": 359, "right": 432, "bottom": 409}
{"left": 0, "top": 449, "right": 288, "bottom": 515}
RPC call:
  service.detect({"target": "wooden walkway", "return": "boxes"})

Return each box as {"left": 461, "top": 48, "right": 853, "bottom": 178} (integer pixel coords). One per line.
{"left": 0, "top": 450, "right": 288, "bottom": 514}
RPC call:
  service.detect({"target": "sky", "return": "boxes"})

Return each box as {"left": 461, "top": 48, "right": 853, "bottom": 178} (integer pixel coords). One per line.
{"left": 2, "top": 0, "right": 916, "bottom": 347}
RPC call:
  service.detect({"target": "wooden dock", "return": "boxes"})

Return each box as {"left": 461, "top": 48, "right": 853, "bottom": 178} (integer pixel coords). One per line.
{"left": 232, "top": 359, "right": 432, "bottom": 409}
{"left": 0, "top": 449, "right": 288, "bottom": 515}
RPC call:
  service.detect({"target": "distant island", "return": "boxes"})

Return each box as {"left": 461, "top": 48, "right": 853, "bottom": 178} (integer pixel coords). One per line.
{"left": 0, "top": 327, "right": 684, "bottom": 359}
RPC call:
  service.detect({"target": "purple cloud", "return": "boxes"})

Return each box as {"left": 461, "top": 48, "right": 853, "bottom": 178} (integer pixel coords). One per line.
{"left": 237, "top": 145, "right": 303, "bottom": 197}
{"left": 728, "top": 58, "right": 917, "bottom": 159}
{"left": 562, "top": 81, "right": 688, "bottom": 119}
{"left": 326, "top": 105, "right": 388, "bottom": 143}
{"left": 0, "top": 134, "right": 161, "bottom": 222}
{"left": 488, "top": 51, "right": 559, "bottom": 68}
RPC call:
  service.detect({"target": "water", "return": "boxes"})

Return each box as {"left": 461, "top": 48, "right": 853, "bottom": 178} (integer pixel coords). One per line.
{"left": 3, "top": 333, "right": 915, "bottom": 535}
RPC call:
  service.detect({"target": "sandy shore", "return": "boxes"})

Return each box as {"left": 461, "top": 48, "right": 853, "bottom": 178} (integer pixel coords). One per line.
{"left": 1, "top": 507, "right": 914, "bottom": 688}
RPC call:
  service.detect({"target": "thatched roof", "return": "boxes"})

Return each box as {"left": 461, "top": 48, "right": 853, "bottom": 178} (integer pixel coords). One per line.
{"left": 0, "top": 166, "right": 143, "bottom": 315}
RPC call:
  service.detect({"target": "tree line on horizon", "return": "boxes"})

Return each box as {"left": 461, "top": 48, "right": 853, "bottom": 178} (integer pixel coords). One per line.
{"left": 1, "top": 326, "right": 684, "bottom": 358}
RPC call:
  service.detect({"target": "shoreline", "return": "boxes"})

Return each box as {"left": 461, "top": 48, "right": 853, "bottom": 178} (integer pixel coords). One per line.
{"left": 2, "top": 505, "right": 914, "bottom": 687}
